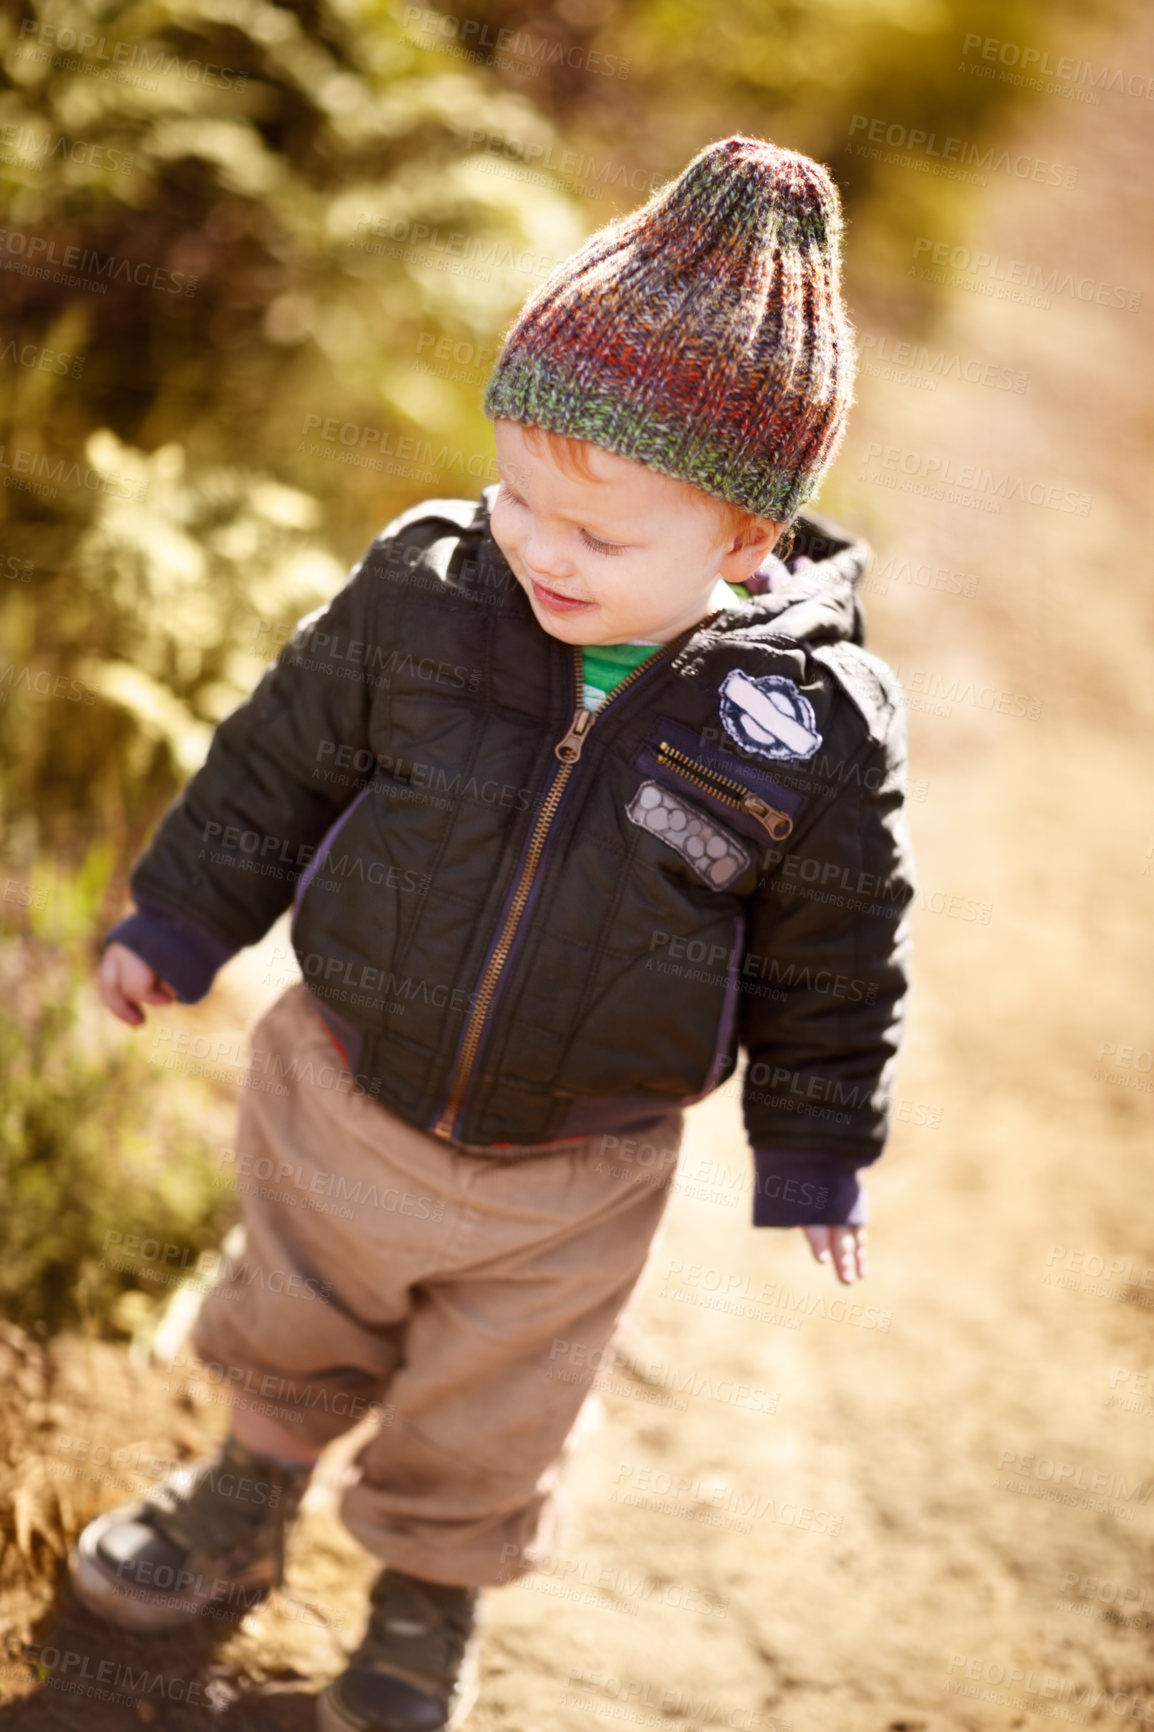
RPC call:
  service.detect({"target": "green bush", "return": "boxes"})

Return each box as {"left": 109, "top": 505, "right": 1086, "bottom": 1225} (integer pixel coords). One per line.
{"left": 2, "top": 435, "right": 345, "bottom": 851}
{"left": 0, "top": 0, "right": 1103, "bottom": 855}
{"left": 0, "top": 848, "right": 233, "bottom": 1335}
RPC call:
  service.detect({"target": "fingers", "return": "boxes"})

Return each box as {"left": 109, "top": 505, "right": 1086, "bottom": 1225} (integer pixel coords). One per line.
{"left": 830, "top": 1224, "right": 868, "bottom": 1284}
{"left": 97, "top": 944, "right": 176, "bottom": 1027}
{"left": 801, "top": 1224, "right": 869, "bottom": 1283}
{"left": 98, "top": 970, "right": 144, "bottom": 1026}
{"left": 803, "top": 1225, "right": 832, "bottom": 1266}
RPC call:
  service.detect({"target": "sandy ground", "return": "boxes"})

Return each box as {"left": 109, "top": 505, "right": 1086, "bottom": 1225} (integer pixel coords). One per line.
{"left": 1, "top": 8, "right": 1152, "bottom": 1727}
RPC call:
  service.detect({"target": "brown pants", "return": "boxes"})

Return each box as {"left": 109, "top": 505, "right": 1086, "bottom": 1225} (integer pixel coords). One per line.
{"left": 192, "top": 983, "right": 683, "bottom": 1586}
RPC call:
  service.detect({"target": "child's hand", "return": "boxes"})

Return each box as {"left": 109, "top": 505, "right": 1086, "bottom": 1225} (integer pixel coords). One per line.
{"left": 97, "top": 941, "right": 176, "bottom": 1027}
{"left": 802, "top": 1224, "right": 868, "bottom": 1284}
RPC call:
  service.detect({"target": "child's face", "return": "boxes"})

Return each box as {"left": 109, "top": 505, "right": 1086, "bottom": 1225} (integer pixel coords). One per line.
{"left": 491, "top": 420, "right": 779, "bottom": 647}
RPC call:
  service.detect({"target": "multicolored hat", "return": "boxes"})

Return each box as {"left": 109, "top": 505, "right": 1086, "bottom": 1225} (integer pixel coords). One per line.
{"left": 482, "top": 134, "right": 856, "bottom": 523}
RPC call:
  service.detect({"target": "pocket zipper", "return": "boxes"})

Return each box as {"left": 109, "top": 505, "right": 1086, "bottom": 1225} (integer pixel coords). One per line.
{"left": 655, "top": 741, "right": 794, "bottom": 842}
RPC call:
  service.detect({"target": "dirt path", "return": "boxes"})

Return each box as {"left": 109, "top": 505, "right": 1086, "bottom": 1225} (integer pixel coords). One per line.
{"left": 2, "top": 10, "right": 1152, "bottom": 1727}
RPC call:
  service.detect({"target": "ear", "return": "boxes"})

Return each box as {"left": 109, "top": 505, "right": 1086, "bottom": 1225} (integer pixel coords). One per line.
{"left": 718, "top": 521, "right": 782, "bottom": 584}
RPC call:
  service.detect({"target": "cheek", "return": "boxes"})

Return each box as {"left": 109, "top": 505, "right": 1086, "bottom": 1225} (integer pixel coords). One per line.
{"left": 598, "top": 562, "right": 648, "bottom": 608}
{"left": 490, "top": 505, "right": 520, "bottom": 561}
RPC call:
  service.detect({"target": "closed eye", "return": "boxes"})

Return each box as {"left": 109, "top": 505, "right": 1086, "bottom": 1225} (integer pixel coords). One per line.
{"left": 580, "top": 528, "right": 625, "bottom": 556}
{"left": 499, "top": 482, "right": 627, "bottom": 556}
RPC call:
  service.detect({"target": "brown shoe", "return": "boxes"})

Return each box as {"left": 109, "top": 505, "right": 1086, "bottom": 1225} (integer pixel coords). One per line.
{"left": 68, "top": 1433, "right": 312, "bottom": 1632}
{"left": 316, "top": 1567, "right": 483, "bottom": 1731}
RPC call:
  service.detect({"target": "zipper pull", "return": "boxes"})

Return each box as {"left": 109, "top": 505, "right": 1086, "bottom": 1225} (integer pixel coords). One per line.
{"left": 555, "top": 706, "right": 595, "bottom": 763}
{"left": 741, "top": 794, "right": 794, "bottom": 842}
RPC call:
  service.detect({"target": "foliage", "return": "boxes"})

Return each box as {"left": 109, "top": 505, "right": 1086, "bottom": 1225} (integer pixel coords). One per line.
{"left": 0, "top": 848, "right": 233, "bottom": 1334}
{"left": 3, "top": 430, "right": 346, "bottom": 848}
{"left": 0, "top": 0, "right": 588, "bottom": 849}
{"left": 0, "top": 0, "right": 1107, "bottom": 852}
{"left": 593, "top": 0, "right": 1116, "bottom": 303}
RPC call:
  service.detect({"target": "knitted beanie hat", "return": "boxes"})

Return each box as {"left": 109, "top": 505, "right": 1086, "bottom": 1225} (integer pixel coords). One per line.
{"left": 482, "top": 134, "right": 855, "bottom": 524}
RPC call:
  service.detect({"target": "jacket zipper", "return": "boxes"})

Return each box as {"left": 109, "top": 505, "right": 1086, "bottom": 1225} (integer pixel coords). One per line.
{"left": 655, "top": 741, "right": 794, "bottom": 842}
{"left": 431, "top": 617, "right": 720, "bottom": 1141}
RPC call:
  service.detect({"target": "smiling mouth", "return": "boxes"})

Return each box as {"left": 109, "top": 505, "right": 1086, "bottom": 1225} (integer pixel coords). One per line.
{"left": 529, "top": 577, "right": 592, "bottom": 610}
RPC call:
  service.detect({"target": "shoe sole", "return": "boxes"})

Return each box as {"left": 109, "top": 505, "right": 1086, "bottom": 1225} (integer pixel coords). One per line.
{"left": 315, "top": 1673, "right": 478, "bottom": 1732}
{"left": 69, "top": 1507, "right": 275, "bottom": 1634}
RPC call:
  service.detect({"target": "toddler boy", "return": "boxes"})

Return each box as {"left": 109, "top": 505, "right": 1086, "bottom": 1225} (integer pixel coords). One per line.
{"left": 73, "top": 135, "right": 915, "bottom": 1732}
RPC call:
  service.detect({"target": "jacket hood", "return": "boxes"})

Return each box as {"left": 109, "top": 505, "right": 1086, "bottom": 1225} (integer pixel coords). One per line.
{"left": 476, "top": 485, "right": 871, "bottom": 653}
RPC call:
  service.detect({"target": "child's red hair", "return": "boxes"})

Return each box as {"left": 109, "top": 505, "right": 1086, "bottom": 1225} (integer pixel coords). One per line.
{"left": 521, "top": 425, "right": 778, "bottom": 553}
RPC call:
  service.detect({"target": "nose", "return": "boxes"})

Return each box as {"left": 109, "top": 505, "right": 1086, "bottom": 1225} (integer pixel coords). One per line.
{"left": 522, "top": 523, "right": 575, "bottom": 581}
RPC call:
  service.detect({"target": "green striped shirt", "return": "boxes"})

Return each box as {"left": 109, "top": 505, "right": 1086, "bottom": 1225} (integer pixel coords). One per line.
{"left": 580, "top": 583, "right": 751, "bottom": 709}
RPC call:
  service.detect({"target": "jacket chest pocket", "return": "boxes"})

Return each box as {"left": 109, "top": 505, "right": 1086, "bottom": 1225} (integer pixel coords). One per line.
{"left": 628, "top": 718, "right": 806, "bottom": 891}
{"left": 626, "top": 780, "right": 753, "bottom": 890}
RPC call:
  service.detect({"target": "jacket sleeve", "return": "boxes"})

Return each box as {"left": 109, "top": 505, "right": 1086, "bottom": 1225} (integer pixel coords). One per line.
{"left": 102, "top": 533, "right": 394, "bottom": 1001}
{"left": 738, "top": 654, "right": 916, "bottom": 1227}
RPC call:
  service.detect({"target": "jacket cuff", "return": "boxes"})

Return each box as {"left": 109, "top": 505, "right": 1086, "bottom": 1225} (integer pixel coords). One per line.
{"left": 752, "top": 1147, "right": 870, "bottom": 1228}
{"left": 102, "top": 899, "right": 240, "bottom": 1004}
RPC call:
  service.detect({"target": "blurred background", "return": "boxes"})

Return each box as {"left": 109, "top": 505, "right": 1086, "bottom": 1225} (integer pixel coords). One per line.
{"left": 1, "top": 0, "right": 1152, "bottom": 1725}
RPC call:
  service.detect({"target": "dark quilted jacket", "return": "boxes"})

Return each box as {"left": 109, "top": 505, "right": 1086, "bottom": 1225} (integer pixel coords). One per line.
{"left": 106, "top": 485, "right": 916, "bottom": 1226}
